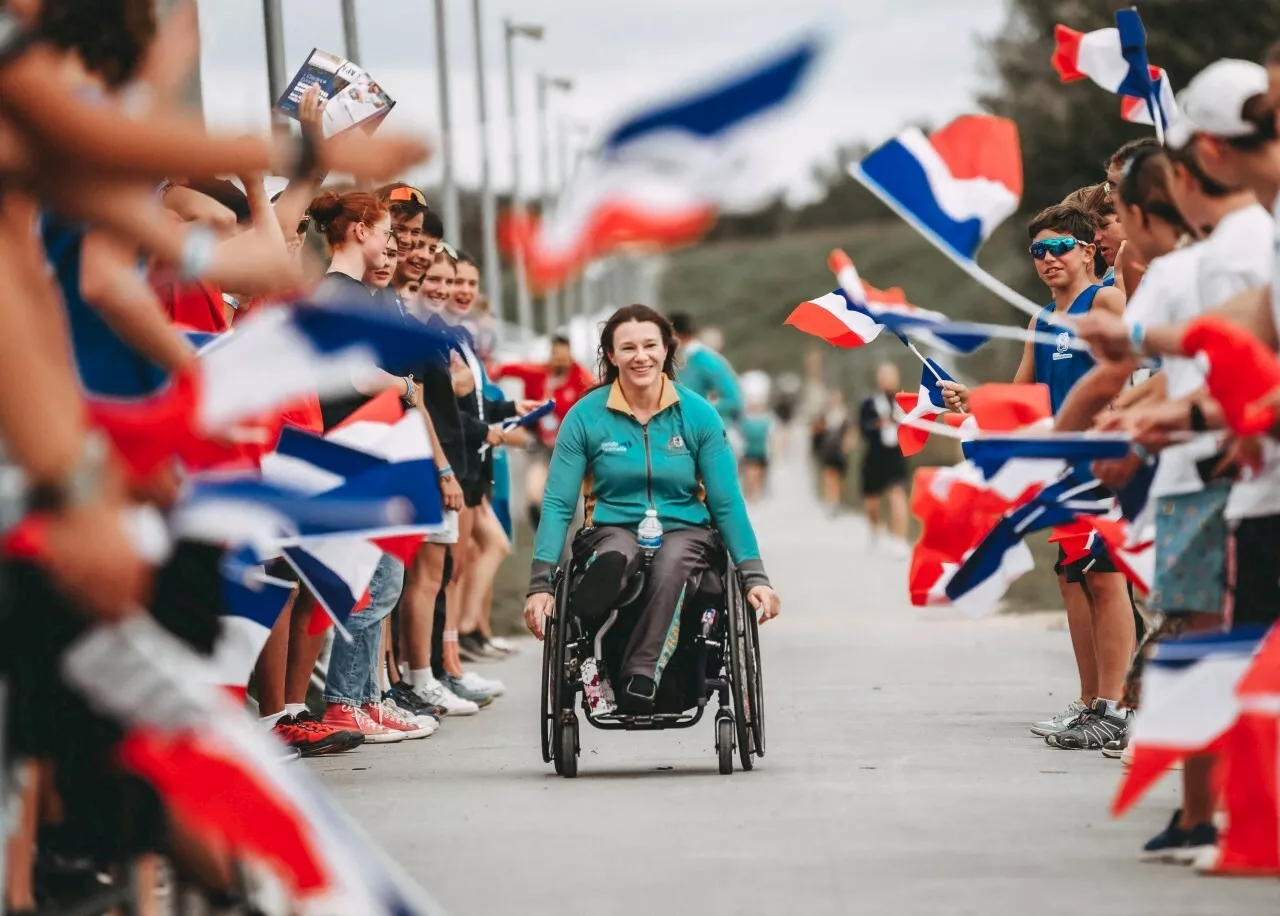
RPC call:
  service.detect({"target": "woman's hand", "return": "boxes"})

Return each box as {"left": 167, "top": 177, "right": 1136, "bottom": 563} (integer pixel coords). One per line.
{"left": 438, "top": 471, "right": 463, "bottom": 511}
{"left": 747, "top": 585, "right": 781, "bottom": 625}
{"left": 524, "top": 592, "right": 555, "bottom": 640}
{"left": 485, "top": 424, "right": 505, "bottom": 446}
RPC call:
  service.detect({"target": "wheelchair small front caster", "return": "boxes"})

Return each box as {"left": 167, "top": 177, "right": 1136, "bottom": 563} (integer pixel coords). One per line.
{"left": 716, "top": 713, "right": 735, "bottom": 775}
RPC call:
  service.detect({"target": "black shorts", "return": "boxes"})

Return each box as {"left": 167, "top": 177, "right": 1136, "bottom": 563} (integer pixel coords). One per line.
{"left": 462, "top": 478, "right": 489, "bottom": 509}
{"left": 1224, "top": 515, "right": 1280, "bottom": 629}
{"left": 1054, "top": 543, "right": 1120, "bottom": 583}
{"left": 861, "top": 449, "right": 907, "bottom": 496}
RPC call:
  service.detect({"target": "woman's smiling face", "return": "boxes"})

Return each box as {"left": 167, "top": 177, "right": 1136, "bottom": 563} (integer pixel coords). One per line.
{"left": 422, "top": 257, "right": 455, "bottom": 308}
{"left": 608, "top": 320, "right": 667, "bottom": 388}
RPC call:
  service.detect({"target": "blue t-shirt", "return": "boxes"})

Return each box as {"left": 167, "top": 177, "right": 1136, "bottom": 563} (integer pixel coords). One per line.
{"left": 41, "top": 213, "right": 167, "bottom": 398}
{"left": 1032, "top": 285, "right": 1100, "bottom": 415}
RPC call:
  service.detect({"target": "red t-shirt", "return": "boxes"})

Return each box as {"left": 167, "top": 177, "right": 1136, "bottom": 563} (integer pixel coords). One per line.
{"left": 153, "top": 276, "right": 230, "bottom": 333}
{"left": 491, "top": 361, "right": 594, "bottom": 448}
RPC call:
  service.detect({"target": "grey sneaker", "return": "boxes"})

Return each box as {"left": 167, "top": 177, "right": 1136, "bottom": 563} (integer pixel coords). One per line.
{"left": 1029, "top": 700, "right": 1088, "bottom": 737}
{"left": 440, "top": 673, "right": 495, "bottom": 707}
{"left": 1046, "top": 700, "right": 1130, "bottom": 750}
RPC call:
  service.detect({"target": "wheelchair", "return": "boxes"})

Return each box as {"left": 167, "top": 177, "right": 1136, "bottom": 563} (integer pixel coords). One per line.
{"left": 539, "top": 539, "right": 765, "bottom": 778}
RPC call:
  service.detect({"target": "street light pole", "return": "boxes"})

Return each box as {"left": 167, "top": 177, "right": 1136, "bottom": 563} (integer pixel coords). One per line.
{"left": 504, "top": 20, "right": 543, "bottom": 340}
{"left": 536, "top": 74, "right": 572, "bottom": 333}
{"left": 340, "top": 0, "right": 361, "bottom": 65}
{"left": 262, "top": 0, "right": 288, "bottom": 113}
{"left": 555, "top": 117, "right": 577, "bottom": 323}
{"left": 434, "top": 0, "right": 461, "bottom": 239}
{"left": 471, "top": 0, "right": 503, "bottom": 323}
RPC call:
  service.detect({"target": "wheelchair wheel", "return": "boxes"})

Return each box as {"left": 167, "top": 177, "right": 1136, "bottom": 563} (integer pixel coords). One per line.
{"left": 717, "top": 715, "right": 734, "bottom": 775}
{"left": 726, "top": 571, "right": 755, "bottom": 771}
{"left": 541, "top": 577, "right": 570, "bottom": 764}
{"left": 745, "top": 587, "right": 766, "bottom": 757}
{"left": 558, "top": 715, "right": 579, "bottom": 779}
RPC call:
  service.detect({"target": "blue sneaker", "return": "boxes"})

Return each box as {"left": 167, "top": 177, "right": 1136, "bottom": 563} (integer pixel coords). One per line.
{"left": 1142, "top": 809, "right": 1218, "bottom": 863}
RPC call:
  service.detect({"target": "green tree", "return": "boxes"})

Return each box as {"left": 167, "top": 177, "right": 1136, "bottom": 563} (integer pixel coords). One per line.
{"left": 980, "top": 0, "right": 1280, "bottom": 209}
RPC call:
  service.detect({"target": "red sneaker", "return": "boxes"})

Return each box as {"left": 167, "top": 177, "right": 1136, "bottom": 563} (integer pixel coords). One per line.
{"left": 295, "top": 710, "right": 364, "bottom": 751}
{"left": 360, "top": 701, "right": 435, "bottom": 740}
{"left": 321, "top": 703, "right": 406, "bottom": 744}
{"left": 270, "top": 713, "right": 362, "bottom": 757}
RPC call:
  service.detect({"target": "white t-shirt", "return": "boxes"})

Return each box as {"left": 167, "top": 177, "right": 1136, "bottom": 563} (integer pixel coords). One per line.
{"left": 1224, "top": 199, "right": 1280, "bottom": 520}
{"left": 1124, "top": 245, "right": 1215, "bottom": 501}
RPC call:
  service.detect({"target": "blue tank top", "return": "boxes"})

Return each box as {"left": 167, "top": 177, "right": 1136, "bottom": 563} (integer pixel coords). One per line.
{"left": 1032, "top": 285, "right": 1100, "bottom": 415}
{"left": 41, "top": 213, "right": 168, "bottom": 398}
{"left": 1101, "top": 266, "right": 1116, "bottom": 287}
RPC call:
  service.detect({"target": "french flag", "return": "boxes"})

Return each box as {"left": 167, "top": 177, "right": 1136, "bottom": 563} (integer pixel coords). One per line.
{"left": 1052, "top": 12, "right": 1175, "bottom": 128}
{"left": 60, "top": 615, "right": 445, "bottom": 912}
{"left": 208, "top": 547, "right": 297, "bottom": 692}
{"left": 851, "top": 115, "right": 1022, "bottom": 265}
{"left": 784, "top": 290, "right": 885, "bottom": 349}
{"left": 1215, "top": 625, "right": 1280, "bottom": 875}
{"left": 502, "top": 36, "right": 822, "bottom": 290}
{"left": 938, "top": 464, "right": 1112, "bottom": 616}
{"left": 895, "top": 358, "right": 959, "bottom": 456}
{"left": 88, "top": 302, "right": 449, "bottom": 477}
{"left": 261, "top": 391, "right": 444, "bottom": 632}
{"left": 1113, "top": 628, "right": 1267, "bottom": 818}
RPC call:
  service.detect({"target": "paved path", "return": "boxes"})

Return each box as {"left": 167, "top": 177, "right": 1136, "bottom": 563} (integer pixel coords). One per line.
{"left": 313, "top": 443, "right": 1276, "bottom": 916}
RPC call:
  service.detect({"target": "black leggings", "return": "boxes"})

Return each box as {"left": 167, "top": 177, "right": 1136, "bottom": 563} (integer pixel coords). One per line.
{"left": 571, "top": 526, "right": 719, "bottom": 684}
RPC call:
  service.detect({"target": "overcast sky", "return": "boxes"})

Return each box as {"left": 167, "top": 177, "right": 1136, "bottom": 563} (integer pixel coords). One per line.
{"left": 197, "top": 0, "right": 1008, "bottom": 204}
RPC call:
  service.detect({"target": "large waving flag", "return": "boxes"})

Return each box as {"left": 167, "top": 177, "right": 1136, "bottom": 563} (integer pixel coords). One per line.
{"left": 209, "top": 547, "right": 297, "bottom": 692}
{"left": 502, "top": 36, "right": 822, "bottom": 290}
{"left": 89, "top": 302, "right": 449, "bottom": 477}
{"left": 939, "top": 464, "right": 1112, "bottom": 615}
{"left": 1051, "top": 20, "right": 1175, "bottom": 129}
{"left": 60, "top": 615, "right": 445, "bottom": 913}
{"left": 261, "top": 392, "right": 444, "bottom": 631}
{"left": 895, "top": 358, "right": 958, "bottom": 456}
{"left": 1113, "top": 628, "right": 1266, "bottom": 818}
{"left": 850, "top": 115, "right": 1046, "bottom": 320}
{"left": 851, "top": 115, "right": 1021, "bottom": 264}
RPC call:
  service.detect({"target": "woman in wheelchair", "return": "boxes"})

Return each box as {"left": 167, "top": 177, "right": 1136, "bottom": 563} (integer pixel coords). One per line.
{"left": 523, "top": 304, "right": 781, "bottom": 714}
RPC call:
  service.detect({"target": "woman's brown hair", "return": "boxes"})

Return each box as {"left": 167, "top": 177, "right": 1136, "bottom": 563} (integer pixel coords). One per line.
{"left": 1118, "top": 146, "right": 1192, "bottom": 236}
{"left": 308, "top": 190, "right": 387, "bottom": 250}
{"left": 596, "top": 304, "right": 678, "bottom": 387}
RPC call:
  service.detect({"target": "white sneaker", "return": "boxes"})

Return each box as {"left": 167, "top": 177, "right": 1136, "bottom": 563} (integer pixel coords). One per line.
{"left": 460, "top": 670, "right": 505, "bottom": 697}
{"left": 411, "top": 678, "right": 480, "bottom": 717}
{"left": 1030, "top": 700, "right": 1088, "bottom": 737}
{"left": 885, "top": 538, "right": 910, "bottom": 560}
{"left": 488, "top": 636, "right": 519, "bottom": 654}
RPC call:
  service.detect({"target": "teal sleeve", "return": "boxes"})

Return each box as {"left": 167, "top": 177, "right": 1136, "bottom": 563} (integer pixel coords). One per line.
{"left": 692, "top": 405, "right": 769, "bottom": 588}
{"left": 528, "top": 407, "right": 589, "bottom": 594}
{"left": 708, "top": 355, "right": 744, "bottom": 423}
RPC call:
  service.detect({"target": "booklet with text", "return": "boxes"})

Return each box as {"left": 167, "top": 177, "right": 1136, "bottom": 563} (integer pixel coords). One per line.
{"left": 275, "top": 47, "right": 395, "bottom": 137}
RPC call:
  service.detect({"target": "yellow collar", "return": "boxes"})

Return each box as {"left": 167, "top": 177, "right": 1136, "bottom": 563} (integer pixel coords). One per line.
{"left": 606, "top": 376, "right": 680, "bottom": 417}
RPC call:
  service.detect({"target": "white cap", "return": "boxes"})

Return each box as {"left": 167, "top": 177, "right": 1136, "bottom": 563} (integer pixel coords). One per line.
{"left": 1166, "top": 59, "right": 1271, "bottom": 150}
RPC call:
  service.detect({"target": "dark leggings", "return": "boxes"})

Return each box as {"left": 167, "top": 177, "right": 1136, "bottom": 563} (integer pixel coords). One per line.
{"left": 572, "top": 526, "right": 719, "bottom": 684}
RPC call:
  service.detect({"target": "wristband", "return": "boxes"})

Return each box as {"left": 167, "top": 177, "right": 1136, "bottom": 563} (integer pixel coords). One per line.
{"left": 1189, "top": 401, "right": 1208, "bottom": 433}
{"left": 1128, "top": 322, "right": 1146, "bottom": 355}
{"left": 437, "top": 465, "right": 453, "bottom": 478}
{"left": 400, "top": 375, "right": 414, "bottom": 404}
{"left": 26, "top": 431, "right": 110, "bottom": 514}
{"left": 179, "top": 225, "right": 218, "bottom": 278}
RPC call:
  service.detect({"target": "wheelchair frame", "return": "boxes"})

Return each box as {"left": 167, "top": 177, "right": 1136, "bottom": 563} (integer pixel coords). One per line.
{"left": 540, "top": 552, "right": 765, "bottom": 777}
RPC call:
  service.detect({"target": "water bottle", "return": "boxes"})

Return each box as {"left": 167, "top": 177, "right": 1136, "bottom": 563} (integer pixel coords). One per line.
{"left": 701, "top": 608, "right": 717, "bottom": 637}
{"left": 580, "top": 657, "right": 617, "bottom": 714}
{"left": 637, "top": 509, "right": 664, "bottom": 551}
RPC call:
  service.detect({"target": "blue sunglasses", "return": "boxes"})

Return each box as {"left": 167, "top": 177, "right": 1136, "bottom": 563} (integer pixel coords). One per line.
{"left": 1029, "top": 236, "right": 1079, "bottom": 260}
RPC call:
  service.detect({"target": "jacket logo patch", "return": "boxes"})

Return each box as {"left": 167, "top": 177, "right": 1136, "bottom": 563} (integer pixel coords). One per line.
{"left": 668, "top": 435, "right": 684, "bottom": 449}
{"left": 601, "top": 440, "right": 631, "bottom": 455}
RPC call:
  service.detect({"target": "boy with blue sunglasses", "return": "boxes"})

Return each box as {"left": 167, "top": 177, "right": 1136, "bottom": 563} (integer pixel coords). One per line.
{"left": 945, "top": 204, "right": 1133, "bottom": 750}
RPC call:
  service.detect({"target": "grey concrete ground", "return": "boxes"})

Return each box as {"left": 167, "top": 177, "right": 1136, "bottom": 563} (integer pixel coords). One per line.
{"left": 312, "top": 441, "right": 1277, "bottom": 916}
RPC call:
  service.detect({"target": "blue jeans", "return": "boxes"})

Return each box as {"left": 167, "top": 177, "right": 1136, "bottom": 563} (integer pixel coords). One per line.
{"left": 324, "top": 555, "right": 404, "bottom": 706}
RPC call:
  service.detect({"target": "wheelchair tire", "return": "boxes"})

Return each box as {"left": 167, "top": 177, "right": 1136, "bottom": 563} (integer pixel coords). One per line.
{"left": 717, "top": 716, "right": 734, "bottom": 775}
{"left": 726, "top": 572, "right": 755, "bottom": 772}
{"left": 559, "top": 715, "right": 579, "bottom": 779}
{"left": 745, "top": 587, "right": 766, "bottom": 758}
{"left": 542, "top": 571, "right": 572, "bottom": 765}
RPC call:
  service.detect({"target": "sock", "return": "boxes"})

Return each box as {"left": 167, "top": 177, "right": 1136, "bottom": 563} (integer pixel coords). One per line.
{"left": 284, "top": 703, "right": 309, "bottom": 719}
{"left": 409, "top": 667, "right": 436, "bottom": 688}
{"left": 444, "top": 629, "right": 459, "bottom": 643}
{"left": 259, "top": 711, "right": 287, "bottom": 727}
{"left": 1101, "top": 698, "right": 1127, "bottom": 719}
